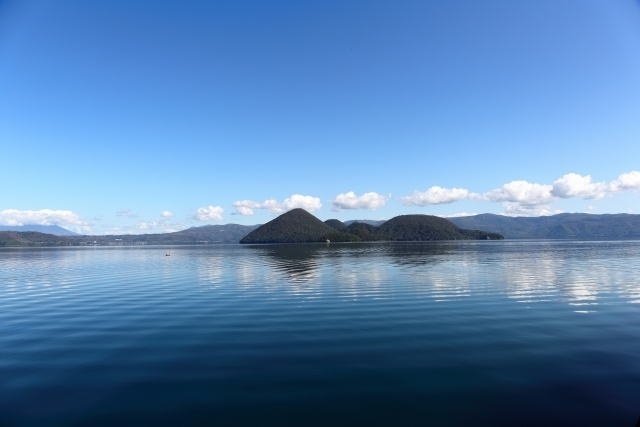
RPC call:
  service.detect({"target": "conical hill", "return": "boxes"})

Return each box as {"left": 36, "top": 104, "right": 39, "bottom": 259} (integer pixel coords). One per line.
{"left": 240, "top": 209, "right": 339, "bottom": 243}
{"left": 324, "top": 219, "right": 348, "bottom": 232}
{"left": 378, "top": 214, "right": 502, "bottom": 241}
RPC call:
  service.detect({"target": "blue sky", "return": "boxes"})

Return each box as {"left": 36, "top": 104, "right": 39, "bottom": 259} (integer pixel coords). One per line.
{"left": 1, "top": 0, "right": 640, "bottom": 234}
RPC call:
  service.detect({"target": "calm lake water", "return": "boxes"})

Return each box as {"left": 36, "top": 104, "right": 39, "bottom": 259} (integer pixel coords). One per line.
{"left": 1, "top": 241, "right": 639, "bottom": 426}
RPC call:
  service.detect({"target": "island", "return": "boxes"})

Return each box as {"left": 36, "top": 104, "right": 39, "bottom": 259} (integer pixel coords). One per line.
{"left": 239, "top": 209, "right": 503, "bottom": 243}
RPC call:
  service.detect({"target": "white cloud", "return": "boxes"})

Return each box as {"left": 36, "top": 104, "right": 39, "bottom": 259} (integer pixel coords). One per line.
{"left": 116, "top": 209, "right": 141, "bottom": 218}
{"left": 232, "top": 199, "right": 277, "bottom": 216}
{"left": 0, "top": 209, "right": 85, "bottom": 226}
{"left": 233, "top": 205, "right": 256, "bottom": 216}
{"left": 103, "top": 227, "right": 124, "bottom": 235}
{"left": 232, "top": 194, "right": 322, "bottom": 215}
{"left": 551, "top": 173, "right": 608, "bottom": 199}
{"left": 281, "top": 194, "right": 322, "bottom": 212}
{"left": 401, "top": 171, "right": 640, "bottom": 216}
{"left": 484, "top": 181, "right": 555, "bottom": 205}
{"left": 482, "top": 180, "right": 556, "bottom": 217}
{"left": 401, "top": 186, "right": 477, "bottom": 206}
{"left": 609, "top": 171, "right": 640, "bottom": 192}
{"left": 549, "top": 171, "right": 640, "bottom": 200}
{"left": 501, "top": 202, "right": 562, "bottom": 217}
{"left": 136, "top": 220, "right": 178, "bottom": 233}
{"left": 161, "top": 210, "right": 174, "bottom": 218}
{"left": 194, "top": 206, "right": 224, "bottom": 221}
{"left": 441, "top": 212, "right": 478, "bottom": 218}
{"left": 331, "top": 191, "right": 389, "bottom": 211}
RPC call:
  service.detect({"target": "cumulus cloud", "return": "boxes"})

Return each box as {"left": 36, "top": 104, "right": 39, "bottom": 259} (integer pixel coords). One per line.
{"left": 401, "top": 186, "right": 478, "bottom": 206}
{"left": 609, "top": 171, "right": 640, "bottom": 192}
{"left": 136, "top": 220, "right": 178, "bottom": 233}
{"left": 102, "top": 227, "right": 124, "bottom": 235}
{"left": 232, "top": 194, "right": 322, "bottom": 215}
{"left": 281, "top": 194, "right": 322, "bottom": 212}
{"left": 116, "top": 209, "right": 141, "bottom": 218}
{"left": 484, "top": 181, "right": 554, "bottom": 205}
{"left": 481, "top": 180, "right": 555, "bottom": 217}
{"left": 551, "top": 173, "right": 608, "bottom": 199}
{"left": 331, "top": 191, "right": 390, "bottom": 211}
{"left": 404, "top": 171, "right": 640, "bottom": 215}
{"left": 501, "top": 202, "right": 562, "bottom": 217}
{"left": 194, "top": 206, "right": 224, "bottom": 221}
{"left": 442, "top": 212, "right": 478, "bottom": 218}
{"left": 161, "top": 210, "right": 174, "bottom": 218}
{"left": 549, "top": 171, "right": 640, "bottom": 200}
{"left": 232, "top": 199, "right": 280, "bottom": 216}
{"left": 0, "top": 209, "right": 85, "bottom": 226}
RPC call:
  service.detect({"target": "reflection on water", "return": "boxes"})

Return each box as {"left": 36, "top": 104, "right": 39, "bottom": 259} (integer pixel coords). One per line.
{"left": 251, "top": 244, "right": 323, "bottom": 283}
{"left": 1, "top": 241, "right": 640, "bottom": 426}
{"left": 240, "top": 241, "right": 640, "bottom": 307}
{"left": 196, "top": 255, "right": 224, "bottom": 285}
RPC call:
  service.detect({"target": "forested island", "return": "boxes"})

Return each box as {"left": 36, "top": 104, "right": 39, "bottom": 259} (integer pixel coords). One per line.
{"left": 239, "top": 209, "right": 503, "bottom": 243}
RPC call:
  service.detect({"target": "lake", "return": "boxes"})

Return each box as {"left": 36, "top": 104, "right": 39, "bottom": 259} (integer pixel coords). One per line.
{"left": 1, "top": 241, "right": 639, "bottom": 426}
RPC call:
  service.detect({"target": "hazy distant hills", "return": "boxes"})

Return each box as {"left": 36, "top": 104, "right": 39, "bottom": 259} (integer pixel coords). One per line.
{"left": 4, "top": 213, "right": 640, "bottom": 247}
{"left": 0, "top": 225, "right": 258, "bottom": 247}
{"left": 68, "top": 224, "right": 260, "bottom": 245}
{"left": 0, "top": 225, "right": 78, "bottom": 236}
{"left": 170, "top": 224, "right": 260, "bottom": 243}
{"left": 448, "top": 213, "right": 640, "bottom": 239}
{"left": 240, "top": 209, "right": 502, "bottom": 243}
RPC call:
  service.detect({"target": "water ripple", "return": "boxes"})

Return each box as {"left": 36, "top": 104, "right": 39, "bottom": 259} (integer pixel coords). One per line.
{"left": 1, "top": 241, "right": 640, "bottom": 426}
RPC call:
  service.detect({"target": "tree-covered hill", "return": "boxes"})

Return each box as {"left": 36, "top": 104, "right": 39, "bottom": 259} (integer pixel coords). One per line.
{"left": 240, "top": 209, "right": 352, "bottom": 243}
{"left": 0, "top": 231, "right": 75, "bottom": 247}
{"left": 378, "top": 215, "right": 502, "bottom": 241}
{"left": 324, "top": 219, "right": 348, "bottom": 232}
{"left": 346, "top": 222, "right": 392, "bottom": 241}
{"left": 241, "top": 211, "right": 503, "bottom": 244}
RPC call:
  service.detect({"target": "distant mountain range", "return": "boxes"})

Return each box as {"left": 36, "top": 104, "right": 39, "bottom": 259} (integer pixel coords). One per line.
{"left": 0, "top": 231, "right": 74, "bottom": 247}
{"left": 0, "top": 224, "right": 259, "bottom": 246}
{"left": 240, "top": 209, "right": 502, "bottom": 243}
{"left": 448, "top": 213, "right": 640, "bottom": 239}
{"left": 3, "top": 213, "right": 640, "bottom": 247}
{"left": 68, "top": 224, "right": 260, "bottom": 245}
{"left": 0, "top": 225, "right": 78, "bottom": 236}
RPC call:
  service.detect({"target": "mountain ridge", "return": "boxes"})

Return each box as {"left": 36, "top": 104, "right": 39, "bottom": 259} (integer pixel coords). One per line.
{"left": 3, "top": 213, "right": 640, "bottom": 247}
{"left": 0, "top": 225, "right": 78, "bottom": 236}
{"left": 448, "top": 213, "right": 640, "bottom": 239}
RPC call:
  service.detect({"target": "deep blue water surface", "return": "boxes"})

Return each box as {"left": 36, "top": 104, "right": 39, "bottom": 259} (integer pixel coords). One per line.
{"left": 1, "top": 241, "right": 639, "bottom": 426}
